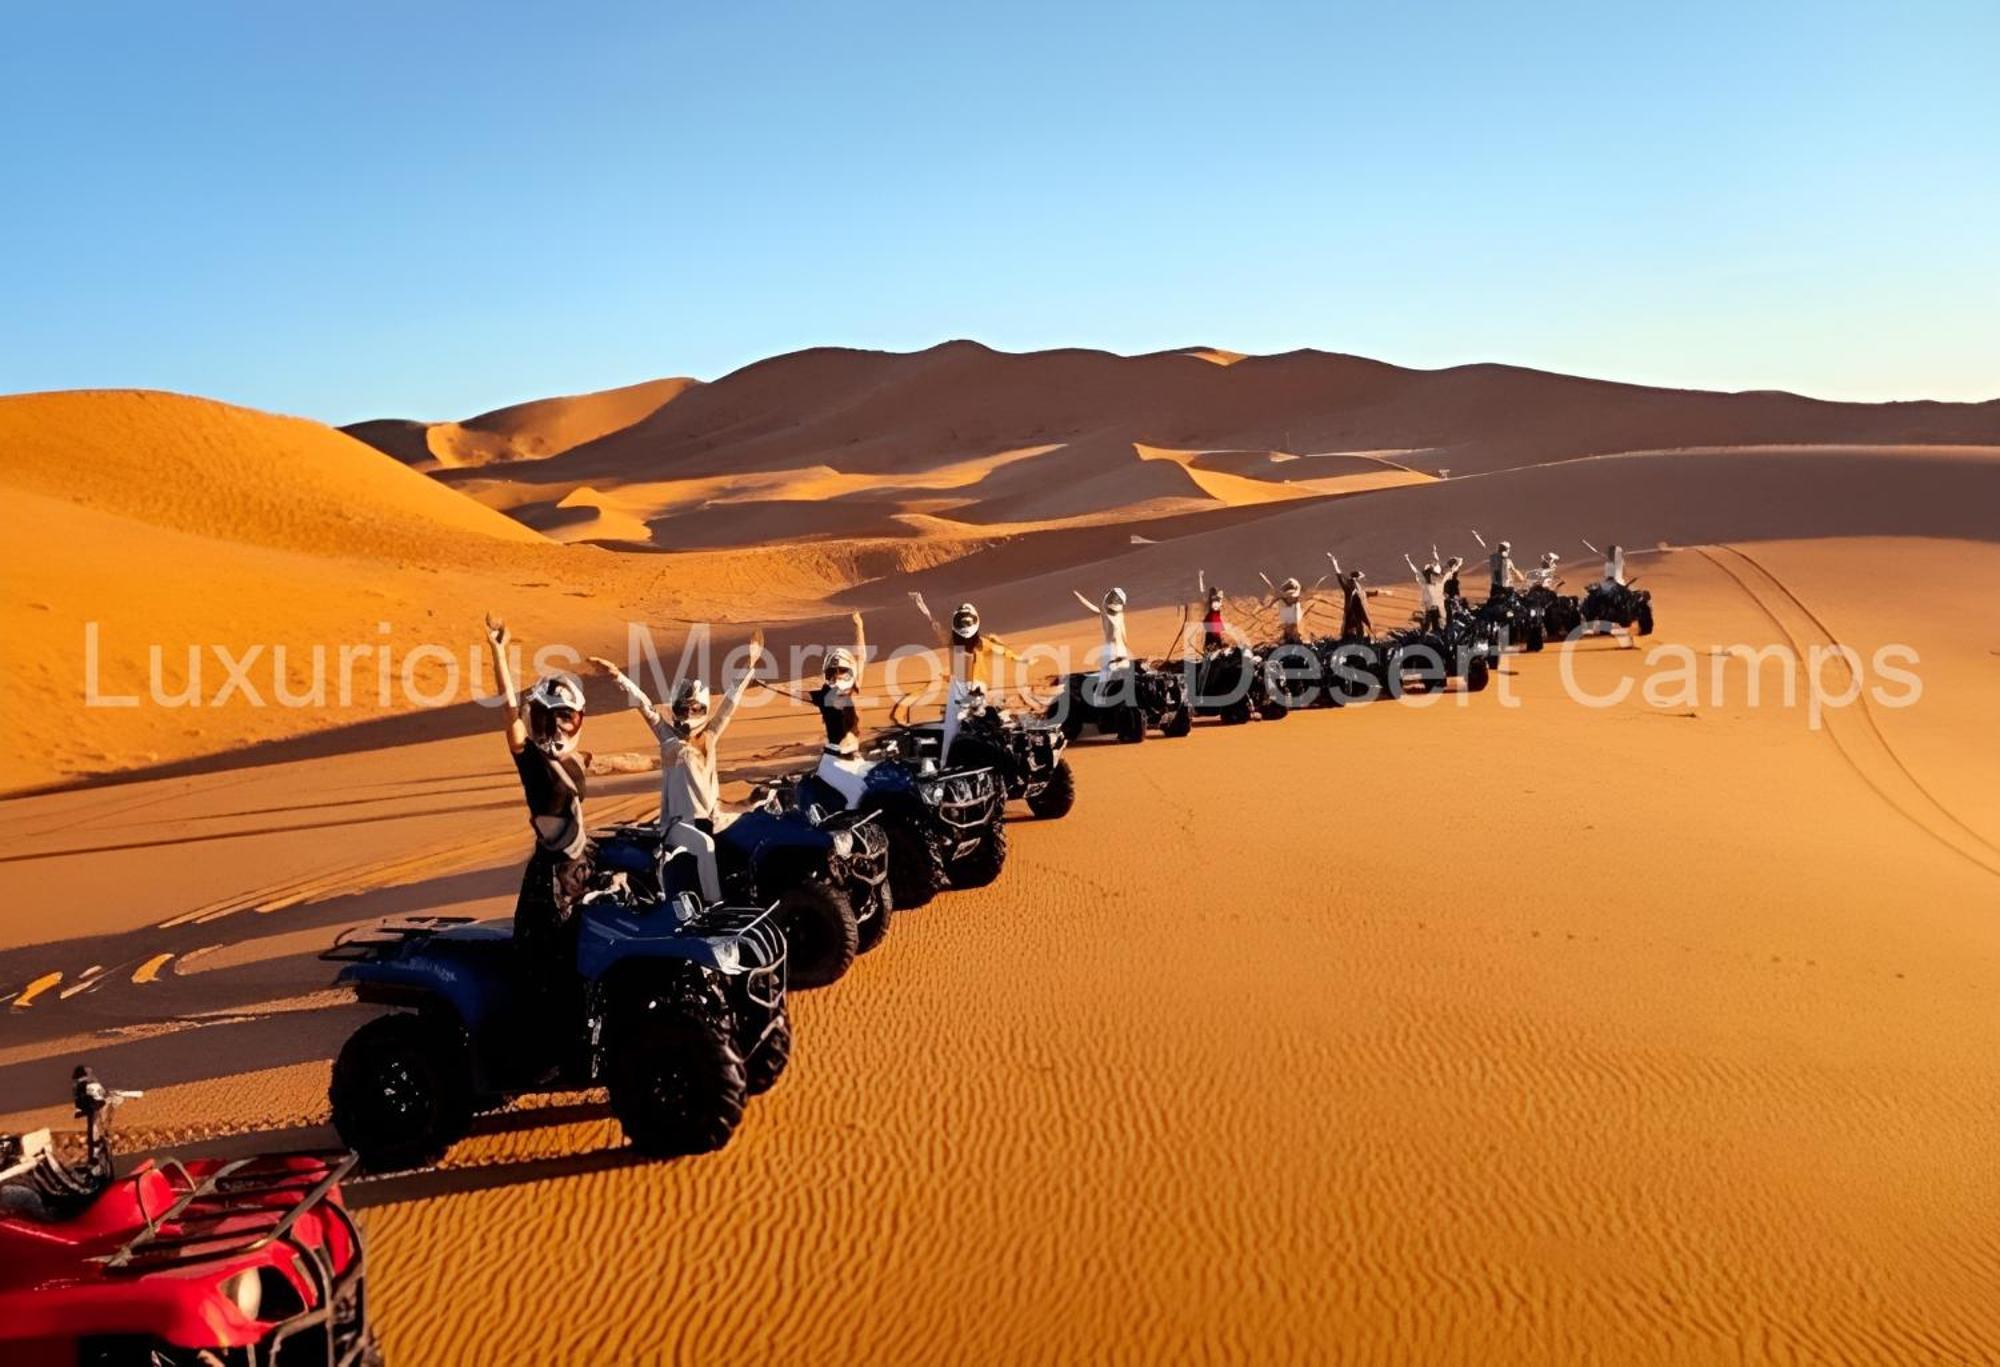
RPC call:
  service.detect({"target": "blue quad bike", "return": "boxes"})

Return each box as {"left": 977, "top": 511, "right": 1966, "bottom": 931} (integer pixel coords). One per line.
{"left": 794, "top": 746, "right": 1006, "bottom": 911}
{"left": 590, "top": 796, "right": 891, "bottom": 990}
{"left": 324, "top": 852, "right": 789, "bottom": 1172}
{"left": 879, "top": 706, "right": 1077, "bottom": 821}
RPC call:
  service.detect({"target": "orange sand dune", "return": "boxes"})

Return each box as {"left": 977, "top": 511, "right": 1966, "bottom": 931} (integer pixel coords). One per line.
{"left": 343, "top": 377, "right": 697, "bottom": 471}
{"left": 2, "top": 541, "right": 1994, "bottom": 1363}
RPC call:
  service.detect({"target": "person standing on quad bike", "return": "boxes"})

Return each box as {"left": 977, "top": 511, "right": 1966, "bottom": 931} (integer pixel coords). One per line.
{"left": 1194, "top": 572, "right": 1253, "bottom": 652}
{"left": 485, "top": 615, "right": 591, "bottom": 1017}
{"left": 1258, "top": 572, "right": 1327, "bottom": 645}
{"left": 589, "top": 629, "right": 766, "bottom": 901}
{"left": 1327, "top": 554, "right": 1379, "bottom": 640}
{"left": 1471, "top": 530, "right": 1528, "bottom": 599}
{"left": 1070, "top": 586, "right": 1133, "bottom": 672}
{"left": 1404, "top": 553, "right": 1456, "bottom": 632}
{"left": 1584, "top": 539, "right": 1627, "bottom": 589}
{"left": 1525, "top": 551, "right": 1562, "bottom": 590}
{"left": 809, "top": 613, "right": 874, "bottom": 807}
{"left": 909, "top": 592, "right": 1026, "bottom": 765}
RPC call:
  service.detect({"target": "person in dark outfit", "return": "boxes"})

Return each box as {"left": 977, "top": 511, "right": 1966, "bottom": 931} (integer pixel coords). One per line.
{"left": 485, "top": 616, "right": 592, "bottom": 1035}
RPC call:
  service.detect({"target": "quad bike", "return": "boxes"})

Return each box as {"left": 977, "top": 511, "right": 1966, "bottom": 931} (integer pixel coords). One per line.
{"left": 0, "top": 1068, "right": 379, "bottom": 1366}
{"left": 1183, "top": 645, "right": 1291, "bottom": 725}
{"left": 1581, "top": 581, "right": 1655, "bottom": 636}
{"left": 794, "top": 745, "right": 1006, "bottom": 910}
{"left": 1524, "top": 584, "right": 1584, "bottom": 641}
{"left": 325, "top": 851, "right": 789, "bottom": 1171}
{"left": 592, "top": 798, "right": 891, "bottom": 990}
{"left": 883, "top": 703, "right": 1077, "bottom": 820}
{"left": 1473, "top": 588, "right": 1547, "bottom": 653}
{"left": 1370, "top": 619, "right": 1493, "bottom": 696}
{"left": 1045, "top": 664, "right": 1192, "bottom": 743}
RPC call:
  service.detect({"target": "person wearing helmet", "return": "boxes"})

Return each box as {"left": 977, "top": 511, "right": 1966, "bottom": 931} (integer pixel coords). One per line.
{"left": 1258, "top": 572, "right": 1326, "bottom": 645}
{"left": 1524, "top": 551, "right": 1562, "bottom": 590}
{"left": 1472, "top": 531, "right": 1527, "bottom": 599}
{"left": 1070, "top": 585, "right": 1133, "bottom": 672}
{"left": 590, "top": 628, "right": 765, "bottom": 902}
{"left": 1070, "top": 585, "right": 1135, "bottom": 714}
{"left": 485, "top": 615, "right": 591, "bottom": 1028}
{"left": 908, "top": 592, "right": 1025, "bottom": 764}
{"left": 1193, "top": 571, "right": 1249, "bottom": 653}
{"left": 1404, "top": 553, "right": 1456, "bottom": 633}
{"left": 1326, "top": 554, "right": 1379, "bottom": 641}
{"left": 811, "top": 612, "right": 873, "bottom": 807}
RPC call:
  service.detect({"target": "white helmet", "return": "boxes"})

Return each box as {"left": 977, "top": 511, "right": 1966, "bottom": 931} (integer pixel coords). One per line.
{"left": 523, "top": 674, "right": 586, "bottom": 757}
{"left": 951, "top": 603, "right": 981, "bottom": 641}
{"left": 1498, "top": 540, "right": 1511, "bottom": 553}
{"left": 823, "top": 646, "right": 858, "bottom": 691}
{"left": 670, "top": 679, "right": 712, "bottom": 735}
{"left": 1280, "top": 577, "right": 1301, "bottom": 599}
{"left": 1542, "top": 551, "right": 1560, "bottom": 567}
{"left": 1104, "top": 587, "right": 1127, "bottom": 613}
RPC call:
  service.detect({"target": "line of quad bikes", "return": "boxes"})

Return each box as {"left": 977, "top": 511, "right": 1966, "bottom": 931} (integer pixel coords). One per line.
{"left": 0, "top": 578, "right": 1653, "bottom": 1363}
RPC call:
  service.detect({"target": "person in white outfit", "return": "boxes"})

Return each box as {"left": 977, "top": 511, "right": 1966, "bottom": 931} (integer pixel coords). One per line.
{"left": 1524, "top": 552, "right": 1562, "bottom": 590}
{"left": 1405, "top": 553, "right": 1457, "bottom": 632}
{"left": 811, "top": 613, "right": 875, "bottom": 808}
{"left": 591, "top": 629, "right": 764, "bottom": 903}
{"left": 1070, "top": 586, "right": 1133, "bottom": 709}
{"left": 1258, "top": 573, "right": 1326, "bottom": 645}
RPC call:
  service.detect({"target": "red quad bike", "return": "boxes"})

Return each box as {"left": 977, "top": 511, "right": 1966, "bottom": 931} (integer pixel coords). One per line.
{"left": 0, "top": 1067, "right": 380, "bottom": 1366}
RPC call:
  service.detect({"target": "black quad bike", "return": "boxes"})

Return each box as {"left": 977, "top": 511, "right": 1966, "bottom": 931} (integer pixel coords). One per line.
{"left": 1581, "top": 581, "right": 1655, "bottom": 636}
{"left": 795, "top": 746, "right": 1007, "bottom": 910}
{"left": 1524, "top": 584, "right": 1584, "bottom": 641}
{"left": 1473, "top": 588, "right": 1548, "bottom": 653}
{"left": 881, "top": 707, "right": 1077, "bottom": 820}
{"left": 1183, "top": 645, "right": 1291, "bottom": 725}
{"left": 1046, "top": 664, "right": 1192, "bottom": 743}
{"left": 1370, "top": 622, "right": 1494, "bottom": 696}
{"left": 592, "top": 800, "right": 891, "bottom": 990}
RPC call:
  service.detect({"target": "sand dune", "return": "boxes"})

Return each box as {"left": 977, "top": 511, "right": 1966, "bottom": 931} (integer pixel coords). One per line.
{"left": 3, "top": 542, "right": 1994, "bottom": 1363}
{"left": 344, "top": 343, "right": 1998, "bottom": 555}
{"left": 344, "top": 377, "right": 697, "bottom": 471}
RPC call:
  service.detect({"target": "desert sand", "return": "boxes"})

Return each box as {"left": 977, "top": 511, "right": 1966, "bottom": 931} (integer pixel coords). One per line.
{"left": 3, "top": 347, "right": 1998, "bottom": 1363}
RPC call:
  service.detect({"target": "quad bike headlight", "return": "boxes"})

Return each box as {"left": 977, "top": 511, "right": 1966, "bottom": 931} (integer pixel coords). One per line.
{"left": 709, "top": 938, "right": 742, "bottom": 974}
{"left": 830, "top": 830, "right": 854, "bottom": 858}
{"left": 219, "top": 1268, "right": 263, "bottom": 1321}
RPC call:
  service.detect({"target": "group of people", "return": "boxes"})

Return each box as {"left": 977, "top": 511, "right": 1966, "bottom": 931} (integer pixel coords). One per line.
{"left": 486, "top": 536, "right": 1634, "bottom": 1004}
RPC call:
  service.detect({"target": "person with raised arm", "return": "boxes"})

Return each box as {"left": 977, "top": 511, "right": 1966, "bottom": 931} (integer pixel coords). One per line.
{"left": 589, "top": 628, "right": 765, "bottom": 901}
{"left": 1257, "top": 571, "right": 1328, "bottom": 646}
{"left": 485, "top": 614, "right": 592, "bottom": 1025}
{"left": 909, "top": 592, "right": 1025, "bottom": 764}
{"left": 1404, "top": 553, "right": 1450, "bottom": 632}
{"left": 809, "top": 612, "right": 874, "bottom": 807}
{"left": 1327, "top": 554, "right": 1379, "bottom": 641}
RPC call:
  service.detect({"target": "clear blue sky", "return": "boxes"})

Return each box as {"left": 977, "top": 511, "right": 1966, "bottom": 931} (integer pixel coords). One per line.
{"left": 4, "top": 1, "right": 1995, "bottom": 422}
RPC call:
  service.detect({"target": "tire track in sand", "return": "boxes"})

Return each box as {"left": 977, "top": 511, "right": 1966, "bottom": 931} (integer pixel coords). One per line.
{"left": 1698, "top": 543, "right": 2000, "bottom": 880}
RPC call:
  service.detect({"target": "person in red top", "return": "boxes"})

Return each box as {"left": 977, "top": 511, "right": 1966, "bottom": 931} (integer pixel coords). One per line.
{"left": 1194, "top": 571, "right": 1245, "bottom": 652}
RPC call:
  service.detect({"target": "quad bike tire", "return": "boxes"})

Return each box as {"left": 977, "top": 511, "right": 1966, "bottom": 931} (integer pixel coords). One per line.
{"left": 330, "top": 1010, "right": 475, "bottom": 1173}
{"left": 1525, "top": 622, "right": 1545, "bottom": 653}
{"left": 949, "top": 820, "right": 1008, "bottom": 889}
{"left": 879, "top": 812, "right": 946, "bottom": 910}
{"left": 1257, "top": 691, "right": 1290, "bottom": 721}
{"left": 1637, "top": 603, "right": 1655, "bottom": 636}
{"left": 745, "top": 1012, "right": 792, "bottom": 1096}
{"left": 1057, "top": 707, "right": 1085, "bottom": 744}
{"left": 778, "top": 880, "right": 858, "bottom": 990}
{"left": 1114, "top": 705, "right": 1147, "bottom": 744}
{"left": 1220, "top": 698, "right": 1253, "bottom": 725}
{"left": 607, "top": 992, "right": 746, "bottom": 1157}
{"left": 855, "top": 876, "right": 893, "bottom": 954}
{"left": 1463, "top": 655, "right": 1492, "bottom": 692}
{"left": 1025, "top": 756, "right": 1077, "bottom": 819}
{"left": 1159, "top": 702, "right": 1194, "bottom": 737}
